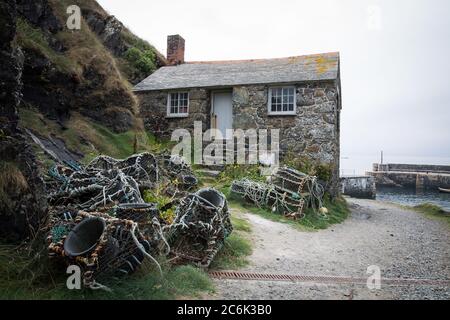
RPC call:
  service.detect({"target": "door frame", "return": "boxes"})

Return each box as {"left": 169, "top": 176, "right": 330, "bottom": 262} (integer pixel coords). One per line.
{"left": 210, "top": 90, "right": 233, "bottom": 134}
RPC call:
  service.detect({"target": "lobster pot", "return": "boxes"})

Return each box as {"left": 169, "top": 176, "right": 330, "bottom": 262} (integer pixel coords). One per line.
{"left": 168, "top": 188, "right": 233, "bottom": 268}
{"left": 115, "top": 203, "right": 159, "bottom": 223}
{"left": 272, "top": 167, "right": 308, "bottom": 194}
{"left": 181, "top": 175, "right": 198, "bottom": 190}
{"left": 63, "top": 217, "right": 106, "bottom": 257}
{"left": 48, "top": 211, "right": 158, "bottom": 288}
{"left": 95, "top": 223, "right": 153, "bottom": 278}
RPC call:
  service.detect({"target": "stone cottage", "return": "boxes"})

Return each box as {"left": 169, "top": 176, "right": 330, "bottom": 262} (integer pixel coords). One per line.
{"left": 134, "top": 35, "right": 342, "bottom": 193}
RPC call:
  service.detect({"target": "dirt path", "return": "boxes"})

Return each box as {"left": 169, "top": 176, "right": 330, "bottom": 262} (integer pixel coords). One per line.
{"left": 209, "top": 198, "right": 450, "bottom": 300}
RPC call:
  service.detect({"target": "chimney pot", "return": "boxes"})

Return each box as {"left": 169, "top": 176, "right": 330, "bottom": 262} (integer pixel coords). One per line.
{"left": 167, "top": 34, "right": 185, "bottom": 65}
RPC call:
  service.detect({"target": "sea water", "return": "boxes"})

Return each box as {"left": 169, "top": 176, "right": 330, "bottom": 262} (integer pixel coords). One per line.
{"left": 341, "top": 154, "right": 450, "bottom": 211}
{"left": 376, "top": 187, "right": 450, "bottom": 211}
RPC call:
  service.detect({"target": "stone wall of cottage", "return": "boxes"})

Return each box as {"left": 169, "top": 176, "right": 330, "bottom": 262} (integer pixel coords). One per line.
{"left": 137, "top": 81, "right": 341, "bottom": 195}
{"left": 232, "top": 81, "right": 341, "bottom": 195}
{"left": 137, "top": 88, "right": 210, "bottom": 136}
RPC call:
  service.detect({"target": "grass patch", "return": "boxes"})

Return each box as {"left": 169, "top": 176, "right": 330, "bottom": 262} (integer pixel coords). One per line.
{"left": 0, "top": 162, "right": 28, "bottom": 212}
{"left": 209, "top": 210, "right": 252, "bottom": 270}
{"left": 409, "top": 203, "right": 450, "bottom": 227}
{"left": 0, "top": 246, "right": 213, "bottom": 300}
{"left": 19, "top": 108, "right": 159, "bottom": 163}
{"left": 210, "top": 233, "right": 252, "bottom": 270}
{"left": 228, "top": 196, "right": 349, "bottom": 231}
{"left": 16, "top": 18, "right": 76, "bottom": 74}
{"left": 231, "top": 215, "right": 252, "bottom": 233}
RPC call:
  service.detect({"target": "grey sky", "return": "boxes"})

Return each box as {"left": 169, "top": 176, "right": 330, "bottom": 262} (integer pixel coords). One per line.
{"left": 98, "top": 0, "right": 450, "bottom": 158}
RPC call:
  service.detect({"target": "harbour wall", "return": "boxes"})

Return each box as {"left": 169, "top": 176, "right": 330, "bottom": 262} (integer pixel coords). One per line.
{"left": 367, "top": 163, "right": 450, "bottom": 190}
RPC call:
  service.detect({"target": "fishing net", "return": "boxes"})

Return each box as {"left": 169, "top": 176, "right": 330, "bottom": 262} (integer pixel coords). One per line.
{"left": 231, "top": 166, "right": 325, "bottom": 219}
{"left": 166, "top": 188, "right": 232, "bottom": 268}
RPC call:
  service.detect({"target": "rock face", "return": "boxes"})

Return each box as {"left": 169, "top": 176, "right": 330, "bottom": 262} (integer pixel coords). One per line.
{"left": 15, "top": 0, "right": 143, "bottom": 133}
{"left": 82, "top": 8, "right": 167, "bottom": 84}
{"left": 83, "top": 10, "right": 127, "bottom": 56}
{"left": 0, "top": 0, "right": 48, "bottom": 242}
{"left": 137, "top": 81, "right": 342, "bottom": 195}
{"left": 17, "top": 0, "right": 61, "bottom": 33}
{"left": 0, "top": 0, "right": 21, "bottom": 132}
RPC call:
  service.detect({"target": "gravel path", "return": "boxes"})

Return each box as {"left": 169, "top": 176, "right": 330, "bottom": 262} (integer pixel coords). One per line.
{"left": 209, "top": 198, "right": 450, "bottom": 300}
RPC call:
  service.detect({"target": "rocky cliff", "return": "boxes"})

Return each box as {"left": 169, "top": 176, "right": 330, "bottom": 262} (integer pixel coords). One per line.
{"left": 16, "top": 0, "right": 164, "bottom": 133}
{"left": 0, "top": 0, "right": 47, "bottom": 242}
{"left": 0, "top": 0, "right": 164, "bottom": 242}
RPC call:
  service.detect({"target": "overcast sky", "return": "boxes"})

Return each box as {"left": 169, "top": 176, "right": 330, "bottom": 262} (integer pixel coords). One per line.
{"left": 98, "top": 0, "right": 450, "bottom": 160}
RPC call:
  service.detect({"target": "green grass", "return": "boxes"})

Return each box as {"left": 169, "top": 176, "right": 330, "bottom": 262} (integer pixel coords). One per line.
{"left": 88, "top": 122, "right": 136, "bottom": 159}
{"left": 19, "top": 108, "right": 159, "bottom": 163}
{"left": 409, "top": 203, "right": 450, "bottom": 227}
{"left": 209, "top": 211, "right": 253, "bottom": 270}
{"left": 228, "top": 196, "right": 349, "bottom": 232}
{"left": 210, "top": 234, "right": 252, "bottom": 270}
{"left": 0, "top": 162, "right": 28, "bottom": 212}
{"left": 210, "top": 212, "right": 253, "bottom": 269}
{"left": 16, "top": 18, "right": 76, "bottom": 74}
{"left": 231, "top": 215, "right": 252, "bottom": 233}
{"left": 0, "top": 246, "right": 213, "bottom": 300}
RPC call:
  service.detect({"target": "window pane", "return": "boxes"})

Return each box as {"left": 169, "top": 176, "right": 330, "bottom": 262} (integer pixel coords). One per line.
{"left": 171, "top": 93, "right": 177, "bottom": 107}
{"left": 180, "top": 106, "right": 188, "bottom": 113}
{"left": 269, "top": 87, "right": 295, "bottom": 113}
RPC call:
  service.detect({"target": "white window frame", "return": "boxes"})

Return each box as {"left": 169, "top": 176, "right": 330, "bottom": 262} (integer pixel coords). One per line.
{"left": 267, "top": 86, "right": 297, "bottom": 116}
{"left": 166, "top": 91, "right": 189, "bottom": 118}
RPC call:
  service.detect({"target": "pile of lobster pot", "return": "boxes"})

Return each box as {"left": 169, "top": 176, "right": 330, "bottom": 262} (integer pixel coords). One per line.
{"left": 230, "top": 166, "right": 324, "bottom": 219}
{"left": 166, "top": 188, "right": 232, "bottom": 268}
{"left": 45, "top": 152, "right": 229, "bottom": 289}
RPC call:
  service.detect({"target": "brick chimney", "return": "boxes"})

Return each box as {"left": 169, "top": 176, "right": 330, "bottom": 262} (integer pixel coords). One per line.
{"left": 167, "top": 35, "right": 185, "bottom": 65}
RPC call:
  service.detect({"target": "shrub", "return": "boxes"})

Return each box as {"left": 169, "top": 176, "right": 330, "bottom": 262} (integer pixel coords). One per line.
{"left": 282, "top": 151, "right": 333, "bottom": 183}
{"left": 124, "top": 47, "right": 156, "bottom": 75}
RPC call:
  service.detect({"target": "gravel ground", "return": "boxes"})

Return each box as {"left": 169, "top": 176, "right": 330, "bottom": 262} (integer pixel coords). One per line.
{"left": 208, "top": 198, "right": 450, "bottom": 300}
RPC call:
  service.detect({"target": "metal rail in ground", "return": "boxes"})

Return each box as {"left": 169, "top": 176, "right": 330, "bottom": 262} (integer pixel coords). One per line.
{"left": 209, "top": 271, "right": 450, "bottom": 287}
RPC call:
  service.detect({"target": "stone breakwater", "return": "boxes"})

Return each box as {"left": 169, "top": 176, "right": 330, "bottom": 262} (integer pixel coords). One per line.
{"left": 367, "top": 163, "right": 450, "bottom": 190}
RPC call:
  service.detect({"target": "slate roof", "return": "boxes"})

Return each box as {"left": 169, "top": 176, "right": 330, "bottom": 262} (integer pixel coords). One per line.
{"left": 133, "top": 52, "right": 340, "bottom": 91}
